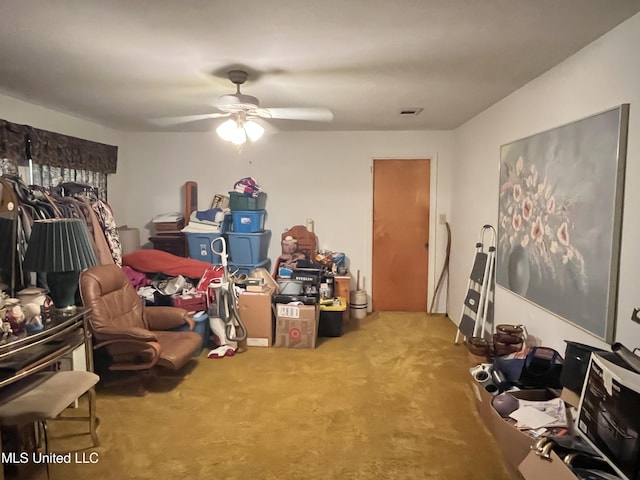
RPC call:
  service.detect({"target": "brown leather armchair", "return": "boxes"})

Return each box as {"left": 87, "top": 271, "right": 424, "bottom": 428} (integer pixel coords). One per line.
{"left": 79, "top": 264, "right": 202, "bottom": 379}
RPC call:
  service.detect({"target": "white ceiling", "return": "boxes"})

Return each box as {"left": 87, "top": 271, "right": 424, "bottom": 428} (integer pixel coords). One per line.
{"left": 1, "top": 1, "right": 639, "bottom": 133}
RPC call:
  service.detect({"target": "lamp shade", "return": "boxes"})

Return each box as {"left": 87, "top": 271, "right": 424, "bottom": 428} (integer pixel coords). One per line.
{"left": 23, "top": 218, "right": 97, "bottom": 273}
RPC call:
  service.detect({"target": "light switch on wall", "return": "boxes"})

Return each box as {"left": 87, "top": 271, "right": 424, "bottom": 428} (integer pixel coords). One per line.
{"left": 438, "top": 214, "right": 447, "bottom": 225}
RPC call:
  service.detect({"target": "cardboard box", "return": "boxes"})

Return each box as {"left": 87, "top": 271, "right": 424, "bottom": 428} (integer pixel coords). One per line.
{"left": 519, "top": 450, "right": 578, "bottom": 480}
{"left": 576, "top": 353, "right": 640, "bottom": 480}
{"left": 560, "top": 387, "right": 581, "bottom": 409}
{"left": 238, "top": 286, "right": 276, "bottom": 347}
{"left": 469, "top": 375, "right": 496, "bottom": 435}
{"left": 490, "top": 389, "right": 561, "bottom": 472}
{"left": 274, "top": 303, "right": 319, "bottom": 348}
{"left": 519, "top": 356, "right": 640, "bottom": 480}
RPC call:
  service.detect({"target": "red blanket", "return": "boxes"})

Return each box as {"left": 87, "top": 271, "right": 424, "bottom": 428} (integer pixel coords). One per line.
{"left": 123, "top": 249, "right": 212, "bottom": 279}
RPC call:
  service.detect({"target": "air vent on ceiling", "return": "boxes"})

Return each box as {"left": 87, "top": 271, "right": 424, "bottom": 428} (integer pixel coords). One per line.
{"left": 399, "top": 108, "right": 423, "bottom": 116}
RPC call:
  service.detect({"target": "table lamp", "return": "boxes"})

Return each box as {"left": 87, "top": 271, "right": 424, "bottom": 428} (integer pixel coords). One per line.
{"left": 22, "top": 218, "right": 97, "bottom": 315}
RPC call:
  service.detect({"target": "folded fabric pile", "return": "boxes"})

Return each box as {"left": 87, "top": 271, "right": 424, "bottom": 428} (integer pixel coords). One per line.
{"left": 233, "top": 177, "right": 262, "bottom": 197}
{"left": 181, "top": 208, "right": 229, "bottom": 233}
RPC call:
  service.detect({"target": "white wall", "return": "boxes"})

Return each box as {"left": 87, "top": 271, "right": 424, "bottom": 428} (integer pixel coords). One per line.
{"left": 0, "top": 91, "right": 453, "bottom": 313}
{"left": 111, "top": 130, "right": 454, "bottom": 309}
{"left": 451, "top": 13, "right": 640, "bottom": 352}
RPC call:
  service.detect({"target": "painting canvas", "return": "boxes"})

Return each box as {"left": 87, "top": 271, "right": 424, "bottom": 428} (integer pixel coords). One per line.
{"left": 496, "top": 105, "right": 629, "bottom": 343}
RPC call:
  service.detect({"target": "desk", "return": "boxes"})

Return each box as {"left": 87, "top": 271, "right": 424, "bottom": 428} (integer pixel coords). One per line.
{"left": 0, "top": 308, "right": 93, "bottom": 386}
{"left": 0, "top": 308, "right": 93, "bottom": 479}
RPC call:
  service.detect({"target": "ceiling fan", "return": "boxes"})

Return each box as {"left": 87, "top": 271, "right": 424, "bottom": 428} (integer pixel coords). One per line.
{"left": 152, "top": 69, "right": 334, "bottom": 128}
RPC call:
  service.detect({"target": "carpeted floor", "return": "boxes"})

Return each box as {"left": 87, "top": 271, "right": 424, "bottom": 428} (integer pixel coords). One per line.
{"left": 16, "top": 312, "right": 511, "bottom": 480}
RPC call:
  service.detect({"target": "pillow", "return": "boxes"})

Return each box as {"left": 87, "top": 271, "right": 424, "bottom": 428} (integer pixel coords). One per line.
{"left": 123, "top": 249, "right": 213, "bottom": 280}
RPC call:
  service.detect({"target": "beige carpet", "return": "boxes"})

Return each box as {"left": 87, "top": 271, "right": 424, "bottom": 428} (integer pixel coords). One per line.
{"left": 18, "top": 312, "right": 511, "bottom": 480}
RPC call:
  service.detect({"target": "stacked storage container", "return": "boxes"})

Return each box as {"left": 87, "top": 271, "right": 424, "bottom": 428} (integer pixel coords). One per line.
{"left": 185, "top": 211, "right": 231, "bottom": 265}
{"left": 186, "top": 231, "right": 225, "bottom": 264}
{"left": 227, "top": 191, "right": 271, "bottom": 275}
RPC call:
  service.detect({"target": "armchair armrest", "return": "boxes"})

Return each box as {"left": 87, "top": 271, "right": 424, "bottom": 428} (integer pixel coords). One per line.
{"left": 92, "top": 339, "right": 162, "bottom": 371}
{"left": 145, "top": 306, "right": 194, "bottom": 331}
{"left": 92, "top": 326, "right": 158, "bottom": 342}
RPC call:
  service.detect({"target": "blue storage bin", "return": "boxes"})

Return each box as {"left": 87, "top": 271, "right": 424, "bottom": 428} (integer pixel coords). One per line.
{"left": 186, "top": 232, "right": 224, "bottom": 264}
{"left": 221, "top": 213, "right": 232, "bottom": 233}
{"left": 171, "top": 312, "right": 210, "bottom": 356}
{"left": 231, "top": 210, "right": 266, "bottom": 233}
{"left": 227, "top": 230, "right": 271, "bottom": 264}
{"left": 229, "top": 258, "right": 271, "bottom": 277}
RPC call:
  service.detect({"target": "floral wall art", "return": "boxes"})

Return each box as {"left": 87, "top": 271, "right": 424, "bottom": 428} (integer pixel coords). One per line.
{"left": 496, "top": 105, "right": 629, "bottom": 342}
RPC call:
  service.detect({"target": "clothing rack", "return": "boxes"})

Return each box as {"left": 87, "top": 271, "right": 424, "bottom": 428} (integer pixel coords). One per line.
{"left": 0, "top": 174, "right": 122, "bottom": 294}
{"left": 55, "top": 181, "right": 101, "bottom": 200}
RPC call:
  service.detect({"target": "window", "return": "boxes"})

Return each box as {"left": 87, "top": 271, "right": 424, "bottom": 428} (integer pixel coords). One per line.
{"left": 30, "top": 163, "right": 107, "bottom": 200}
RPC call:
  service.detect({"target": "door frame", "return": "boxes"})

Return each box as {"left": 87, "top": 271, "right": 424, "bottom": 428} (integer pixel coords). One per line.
{"left": 365, "top": 155, "right": 441, "bottom": 313}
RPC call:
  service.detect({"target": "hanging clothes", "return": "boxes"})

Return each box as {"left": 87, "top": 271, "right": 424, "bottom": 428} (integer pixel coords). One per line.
{"left": 90, "top": 198, "right": 122, "bottom": 266}
{"left": 0, "top": 176, "right": 124, "bottom": 292}
{"left": 54, "top": 182, "right": 122, "bottom": 266}
{"left": 74, "top": 196, "right": 114, "bottom": 265}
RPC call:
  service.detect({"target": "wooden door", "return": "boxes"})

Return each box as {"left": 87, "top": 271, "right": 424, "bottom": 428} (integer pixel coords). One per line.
{"left": 372, "top": 159, "right": 430, "bottom": 311}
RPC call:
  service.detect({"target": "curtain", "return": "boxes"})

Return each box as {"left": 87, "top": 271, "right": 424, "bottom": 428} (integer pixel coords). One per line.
{"left": 0, "top": 120, "right": 30, "bottom": 166}
{"left": 0, "top": 118, "right": 117, "bottom": 173}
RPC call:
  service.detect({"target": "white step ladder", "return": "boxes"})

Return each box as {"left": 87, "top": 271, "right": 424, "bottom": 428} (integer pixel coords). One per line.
{"left": 454, "top": 224, "right": 496, "bottom": 344}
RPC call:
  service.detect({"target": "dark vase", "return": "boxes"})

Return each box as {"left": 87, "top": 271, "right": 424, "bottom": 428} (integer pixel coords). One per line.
{"left": 508, "top": 245, "right": 530, "bottom": 296}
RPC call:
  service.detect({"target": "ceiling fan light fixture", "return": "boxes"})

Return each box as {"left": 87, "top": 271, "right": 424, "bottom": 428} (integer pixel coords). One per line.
{"left": 244, "top": 120, "right": 264, "bottom": 142}
{"left": 230, "top": 126, "right": 247, "bottom": 146}
{"left": 152, "top": 69, "right": 334, "bottom": 136}
{"left": 216, "top": 115, "right": 264, "bottom": 147}
{"left": 216, "top": 118, "right": 238, "bottom": 142}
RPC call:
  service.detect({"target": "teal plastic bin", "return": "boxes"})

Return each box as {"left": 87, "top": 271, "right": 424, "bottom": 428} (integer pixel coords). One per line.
{"left": 228, "top": 192, "right": 267, "bottom": 211}
{"left": 171, "top": 312, "right": 210, "bottom": 356}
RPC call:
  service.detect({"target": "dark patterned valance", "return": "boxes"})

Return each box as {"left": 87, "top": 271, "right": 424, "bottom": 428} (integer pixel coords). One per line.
{"left": 0, "top": 120, "right": 30, "bottom": 166}
{"left": 0, "top": 119, "right": 117, "bottom": 173}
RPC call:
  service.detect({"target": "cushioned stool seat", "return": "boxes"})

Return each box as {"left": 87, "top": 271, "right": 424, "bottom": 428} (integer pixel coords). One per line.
{"left": 0, "top": 371, "right": 99, "bottom": 479}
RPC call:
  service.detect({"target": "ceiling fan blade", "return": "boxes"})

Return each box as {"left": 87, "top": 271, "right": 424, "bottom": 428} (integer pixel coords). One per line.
{"left": 149, "top": 112, "right": 230, "bottom": 126}
{"left": 258, "top": 107, "right": 334, "bottom": 122}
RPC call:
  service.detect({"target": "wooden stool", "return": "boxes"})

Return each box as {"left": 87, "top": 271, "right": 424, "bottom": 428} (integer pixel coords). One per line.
{"left": 0, "top": 371, "right": 99, "bottom": 479}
